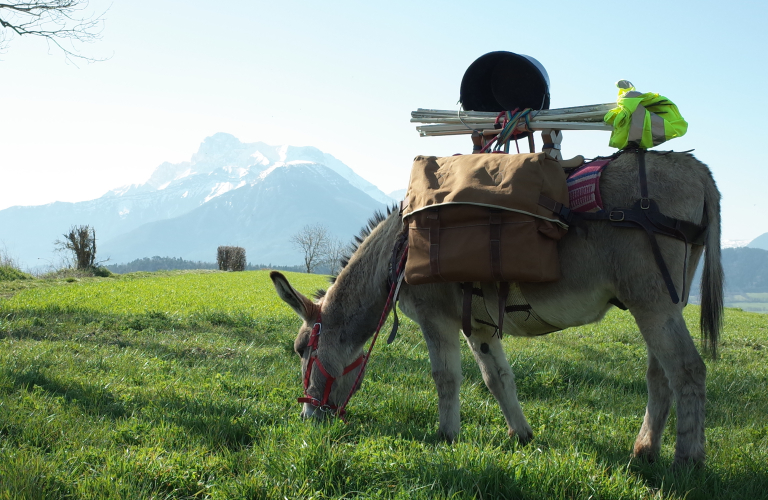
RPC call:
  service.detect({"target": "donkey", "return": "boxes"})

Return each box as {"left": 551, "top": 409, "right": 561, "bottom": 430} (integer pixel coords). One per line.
{"left": 271, "top": 150, "right": 723, "bottom": 466}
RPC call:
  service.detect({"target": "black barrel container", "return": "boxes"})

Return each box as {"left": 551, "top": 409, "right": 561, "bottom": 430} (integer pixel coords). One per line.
{"left": 460, "top": 51, "right": 550, "bottom": 113}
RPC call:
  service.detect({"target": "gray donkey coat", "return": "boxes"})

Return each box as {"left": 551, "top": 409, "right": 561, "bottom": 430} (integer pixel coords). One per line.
{"left": 272, "top": 150, "right": 723, "bottom": 466}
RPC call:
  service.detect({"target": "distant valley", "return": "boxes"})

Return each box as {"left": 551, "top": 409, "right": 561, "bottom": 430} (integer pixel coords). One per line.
{"left": 690, "top": 246, "right": 768, "bottom": 313}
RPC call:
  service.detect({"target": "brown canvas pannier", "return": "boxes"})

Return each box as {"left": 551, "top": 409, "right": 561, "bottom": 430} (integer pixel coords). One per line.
{"left": 402, "top": 152, "right": 569, "bottom": 285}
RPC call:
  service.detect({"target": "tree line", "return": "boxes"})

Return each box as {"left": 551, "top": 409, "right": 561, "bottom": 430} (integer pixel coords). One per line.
{"left": 105, "top": 256, "right": 308, "bottom": 274}
{"left": 48, "top": 222, "right": 348, "bottom": 275}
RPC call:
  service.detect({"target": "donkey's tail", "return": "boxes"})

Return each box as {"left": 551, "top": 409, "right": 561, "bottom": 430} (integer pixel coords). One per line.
{"left": 700, "top": 171, "right": 724, "bottom": 359}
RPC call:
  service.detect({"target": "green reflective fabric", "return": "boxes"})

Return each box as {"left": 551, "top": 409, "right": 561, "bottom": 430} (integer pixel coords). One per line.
{"left": 603, "top": 84, "right": 688, "bottom": 149}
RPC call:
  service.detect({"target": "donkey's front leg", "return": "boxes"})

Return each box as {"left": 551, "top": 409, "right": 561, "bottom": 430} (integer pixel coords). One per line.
{"left": 465, "top": 328, "right": 533, "bottom": 443}
{"left": 633, "top": 352, "right": 673, "bottom": 461}
{"left": 420, "top": 317, "right": 463, "bottom": 442}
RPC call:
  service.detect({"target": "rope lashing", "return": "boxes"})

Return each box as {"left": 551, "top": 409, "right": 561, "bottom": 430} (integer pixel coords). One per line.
{"left": 478, "top": 108, "right": 534, "bottom": 154}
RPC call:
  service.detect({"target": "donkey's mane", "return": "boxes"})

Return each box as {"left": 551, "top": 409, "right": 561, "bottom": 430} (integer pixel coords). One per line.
{"left": 313, "top": 205, "right": 397, "bottom": 300}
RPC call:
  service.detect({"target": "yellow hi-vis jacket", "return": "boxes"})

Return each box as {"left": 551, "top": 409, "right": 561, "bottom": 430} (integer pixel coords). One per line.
{"left": 603, "top": 83, "right": 688, "bottom": 149}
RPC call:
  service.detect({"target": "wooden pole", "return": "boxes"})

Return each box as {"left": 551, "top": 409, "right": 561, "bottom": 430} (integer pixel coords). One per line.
{"left": 416, "top": 121, "right": 611, "bottom": 137}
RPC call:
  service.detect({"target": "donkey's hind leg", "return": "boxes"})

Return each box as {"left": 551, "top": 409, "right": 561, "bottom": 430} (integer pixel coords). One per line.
{"left": 465, "top": 328, "right": 533, "bottom": 443}
{"left": 633, "top": 352, "right": 673, "bottom": 461}
{"left": 632, "top": 307, "right": 706, "bottom": 465}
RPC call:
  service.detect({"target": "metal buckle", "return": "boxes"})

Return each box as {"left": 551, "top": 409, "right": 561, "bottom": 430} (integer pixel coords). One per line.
{"left": 609, "top": 211, "right": 625, "bottom": 222}
{"left": 640, "top": 198, "right": 651, "bottom": 210}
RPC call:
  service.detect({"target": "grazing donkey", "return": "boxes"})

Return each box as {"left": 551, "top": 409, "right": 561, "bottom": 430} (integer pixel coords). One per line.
{"left": 271, "top": 150, "right": 723, "bottom": 465}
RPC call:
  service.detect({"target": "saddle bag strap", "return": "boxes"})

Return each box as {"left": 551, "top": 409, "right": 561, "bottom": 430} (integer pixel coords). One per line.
{"left": 538, "top": 194, "right": 572, "bottom": 224}
{"left": 427, "top": 209, "right": 441, "bottom": 280}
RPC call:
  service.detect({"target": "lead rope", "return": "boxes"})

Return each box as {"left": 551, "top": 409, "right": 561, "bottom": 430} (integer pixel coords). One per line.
{"left": 336, "top": 246, "right": 409, "bottom": 420}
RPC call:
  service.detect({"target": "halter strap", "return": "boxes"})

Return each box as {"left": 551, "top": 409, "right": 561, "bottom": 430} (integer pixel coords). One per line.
{"left": 298, "top": 246, "right": 410, "bottom": 420}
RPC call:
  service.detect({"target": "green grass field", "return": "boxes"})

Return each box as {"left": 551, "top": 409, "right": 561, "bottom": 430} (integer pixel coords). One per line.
{"left": 1, "top": 270, "right": 767, "bottom": 499}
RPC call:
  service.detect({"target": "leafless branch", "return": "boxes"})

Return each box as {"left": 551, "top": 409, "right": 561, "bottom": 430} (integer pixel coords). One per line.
{"left": 291, "top": 223, "right": 331, "bottom": 274}
{"left": 0, "top": 0, "right": 107, "bottom": 63}
{"left": 322, "top": 236, "right": 347, "bottom": 276}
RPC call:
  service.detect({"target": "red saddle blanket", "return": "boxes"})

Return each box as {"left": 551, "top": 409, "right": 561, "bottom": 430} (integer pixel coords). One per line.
{"left": 566, "top": 159, "right": 611, "bottom": 213}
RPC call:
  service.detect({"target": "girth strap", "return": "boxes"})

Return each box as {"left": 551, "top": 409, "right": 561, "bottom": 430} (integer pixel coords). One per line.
{"left": 462, "top": 282, "right": 510, "bottom": 338}
{"left": 489, "top": 210, "right": 503, "bottom": 281}
{"left": 462, "top": 282, "right": 473, "bottom": 337}
{"left": 497, "top": 282, "right": 510, "bottom": 336}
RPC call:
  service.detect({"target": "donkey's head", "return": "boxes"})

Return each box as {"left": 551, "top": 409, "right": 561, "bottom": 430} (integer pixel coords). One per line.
{"left": 270, "top": 271, "right": 366, "bottom": 419}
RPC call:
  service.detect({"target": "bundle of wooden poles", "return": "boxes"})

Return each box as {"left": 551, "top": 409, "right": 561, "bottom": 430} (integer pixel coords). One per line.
{"left": 411, "top": 103, "right": 615, "bottom": 137}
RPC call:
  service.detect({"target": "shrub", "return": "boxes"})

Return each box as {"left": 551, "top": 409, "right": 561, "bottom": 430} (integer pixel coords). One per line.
{"left": 92, "top": 266, "right": 113, "bottom": 277}
{"left": 0, "top": 266, "right": 32, "bottom": 281}
{"left": 38, "top": 266, "right": 110, "bottom": 280}
{"left": 217, "top": 246, "right": 246, "bottom": 272}
{"left": 0, "top": 247, "right": 32, "bottom": 281}
{"left": 56, "top": 225, "right": 97, "bottom": 270}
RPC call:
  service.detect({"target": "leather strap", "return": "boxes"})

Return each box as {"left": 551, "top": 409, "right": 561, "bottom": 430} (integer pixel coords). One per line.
{"left": 539, "top": 194, "right": 572, "bottom": 224}
{"left": 497, "top": 282, "right": 510, "bottom": 337}
{"left": 638, "top": 149, "right": 650, "bottom": 207}
{"left": 427, "top": 209, "right": 441, "bottom": 279}
{"left": 576, "top": 208, "right": 706, "bottom": 246}
{"left": 462, "top": 282, "right": 473, "bottom": 337}
{"left": 489, "top": 210, "right": 503, "bottom": 281}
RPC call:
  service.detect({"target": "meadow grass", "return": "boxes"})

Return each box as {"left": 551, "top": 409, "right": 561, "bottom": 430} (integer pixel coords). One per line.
{"left": 0, "top": 270, "right": 766, "bottom": 499}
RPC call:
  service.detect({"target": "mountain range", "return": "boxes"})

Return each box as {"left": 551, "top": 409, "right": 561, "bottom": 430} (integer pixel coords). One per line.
{"left": 0, "top": 133, "right": 394, "bottom": 269}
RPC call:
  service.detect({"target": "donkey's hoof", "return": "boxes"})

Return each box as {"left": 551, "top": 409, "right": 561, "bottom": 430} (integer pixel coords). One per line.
{"left": 672, "top": 454, "right": 705, "bottom": 469}
{"left": 437, "top": 429, "right": 457, "bottom": 443}
{"left": 632, "top": 445, "right": 659, "bottom": 463}
{"left": 509, "top": 427, "right": 533, "bottom": 445}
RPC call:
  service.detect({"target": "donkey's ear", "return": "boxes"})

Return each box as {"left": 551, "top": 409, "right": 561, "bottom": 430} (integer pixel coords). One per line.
{"left": 270, "top": 271, "right": 318, "bottom": 322}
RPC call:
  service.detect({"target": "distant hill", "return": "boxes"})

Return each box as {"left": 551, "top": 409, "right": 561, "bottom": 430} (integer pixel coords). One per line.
{"left": 691, "top": 247, "right": 768, "bottom": 295}
{"left": 748, "top": 232, "right": 768, "bottom": 250}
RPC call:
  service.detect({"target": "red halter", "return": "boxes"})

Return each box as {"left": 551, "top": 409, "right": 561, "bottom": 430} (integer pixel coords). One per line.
{"left": 296, "top": 315, "right": 365, "bottom": 417}
{"left": 296, "top": 246, "right": 409, "bottom": 420}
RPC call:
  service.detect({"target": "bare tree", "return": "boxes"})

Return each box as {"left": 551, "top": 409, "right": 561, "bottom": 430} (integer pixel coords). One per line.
{"left": 0, "top": 1, "right": 106, "bottom": 61}
{"left": 322, "top": 236, "right": 347, "bottom": 276}
{"left": 55, "top": 224, "right": 96, "bottom": 269}
{"left": 290, "top": 223, "right": 331, "bottom": 274}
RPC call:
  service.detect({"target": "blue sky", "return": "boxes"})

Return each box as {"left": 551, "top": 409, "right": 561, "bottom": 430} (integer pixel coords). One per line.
{"left": 1, "top": 0, "right": 766, "bottom": 242}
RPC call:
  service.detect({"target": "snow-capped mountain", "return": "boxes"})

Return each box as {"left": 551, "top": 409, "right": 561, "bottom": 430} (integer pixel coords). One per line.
{"left": 0, "top": 133, "right": 392, "bottom": 269}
